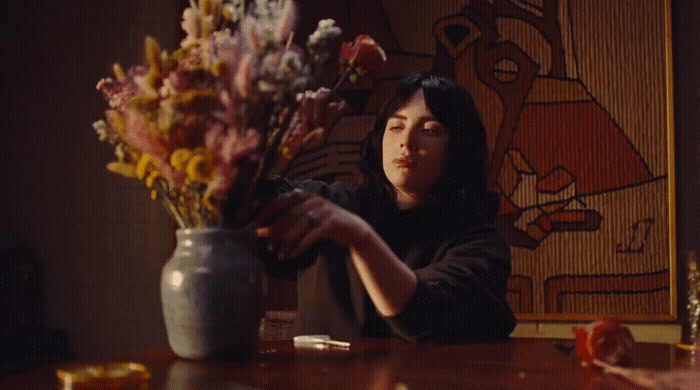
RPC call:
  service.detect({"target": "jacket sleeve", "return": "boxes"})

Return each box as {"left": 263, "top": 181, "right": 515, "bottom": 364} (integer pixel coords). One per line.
{"left": 382, "top": 224, "right": 516, "bottom": 343}
{"left": 255, "top": 178, "right": 357, "bottom": 281}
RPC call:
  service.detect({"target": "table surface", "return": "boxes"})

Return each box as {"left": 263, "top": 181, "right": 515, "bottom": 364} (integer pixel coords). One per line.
{"left": 0, "top": 337, "right": 694, "bottom": 389}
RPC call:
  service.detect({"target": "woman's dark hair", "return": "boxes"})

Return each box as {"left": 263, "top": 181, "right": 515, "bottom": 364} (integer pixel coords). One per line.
{"left": 358, "top": 71, "right": 490, "bottom": 217}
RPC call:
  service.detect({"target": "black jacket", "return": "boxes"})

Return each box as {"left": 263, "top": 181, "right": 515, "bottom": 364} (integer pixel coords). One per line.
{"left": 258, "top": 179, "right": 516, "bottom": 343}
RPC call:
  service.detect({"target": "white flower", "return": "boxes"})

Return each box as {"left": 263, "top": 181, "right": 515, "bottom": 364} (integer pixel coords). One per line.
{"left": 114, "top": 142, "right": 126, "bottom": 161}
{"left": 280, "top": 50, "right": 303, "bottom": 74}
{"left": 307, "top": 19, "right": 341, "bottom": 48}
{"left": 133, "top": 75, "right": 159, "bottom": 97}
{"left": 222, "top": 0, "right": 245, "bottom": 22}
{"left": 93, "top": 120, "right": 110, "bottom": 142}
{"left": 159, "top": 78, "right": 173, "bottom": 98}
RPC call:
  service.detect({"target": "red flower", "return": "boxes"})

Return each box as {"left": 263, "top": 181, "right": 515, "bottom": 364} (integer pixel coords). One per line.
{"left": 573, "top": 317, "right": 635, "bottom": 366}
{"left": 339, "top": 35, "right": 387, "bottom": 80}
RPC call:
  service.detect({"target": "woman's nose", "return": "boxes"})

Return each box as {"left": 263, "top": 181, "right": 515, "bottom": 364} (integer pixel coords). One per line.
{"left": 399, "top": 126, "right": 418, "bottom": 150}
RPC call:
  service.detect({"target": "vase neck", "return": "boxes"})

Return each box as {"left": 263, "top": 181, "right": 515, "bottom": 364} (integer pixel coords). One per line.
{"left": 174, "top": 227, "right": 253, "bottom": 246}
{"left": 176, "top": 227, "right": 231, "bottom": 243}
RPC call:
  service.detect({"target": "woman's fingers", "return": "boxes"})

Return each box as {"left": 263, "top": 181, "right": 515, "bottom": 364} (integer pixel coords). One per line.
{"left": 255, "top": 191, "right": 326, "bottom": 258}
{"left": 271, "top": 199, "right": 321, "bottom": 258}
{"left": 255, "top": 191, "right": 366, "bottom": 259}
{"left": 288, "top": 220, "right": 327, "bottom": 258}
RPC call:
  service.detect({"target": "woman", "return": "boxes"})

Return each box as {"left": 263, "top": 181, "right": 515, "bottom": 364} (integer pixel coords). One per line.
{"left": 253, "top": 72, "right": 516, "bottom": 342}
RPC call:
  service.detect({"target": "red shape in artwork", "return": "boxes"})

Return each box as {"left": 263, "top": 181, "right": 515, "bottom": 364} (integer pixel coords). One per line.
{"left": 512, "top": 101, "right": 653, "bottom": 196}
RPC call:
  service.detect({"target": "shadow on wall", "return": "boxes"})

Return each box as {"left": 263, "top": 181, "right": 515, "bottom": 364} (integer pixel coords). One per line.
{"left": 0, "top": 215, "right": 71, "bottom": 377}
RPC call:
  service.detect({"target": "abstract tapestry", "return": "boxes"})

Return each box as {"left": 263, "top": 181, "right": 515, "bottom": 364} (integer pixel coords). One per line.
{"left": 290, "top": 0, "right": 676, "bottom": 320}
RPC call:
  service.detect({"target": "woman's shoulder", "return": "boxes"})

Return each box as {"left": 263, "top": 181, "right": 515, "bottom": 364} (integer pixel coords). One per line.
{"left": 283, "top": 178, "right": 367, "bottom": 209}
{"left": 439, "top": 223, "right": 511, "bottom": 258}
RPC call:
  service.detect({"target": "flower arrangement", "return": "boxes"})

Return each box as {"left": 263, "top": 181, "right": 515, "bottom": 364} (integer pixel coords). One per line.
{"left": 94, "top": 0, "right": 386, "bottom": 228}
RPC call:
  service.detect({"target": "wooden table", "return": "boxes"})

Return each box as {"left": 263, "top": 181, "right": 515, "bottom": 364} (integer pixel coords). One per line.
{"left": 0, "top": 338, "right": 693, "bottom": 389}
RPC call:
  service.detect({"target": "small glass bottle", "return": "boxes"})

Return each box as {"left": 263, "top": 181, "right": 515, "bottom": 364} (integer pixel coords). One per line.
{"left": 687, "top": 251, "right": 699, "bottom": 366}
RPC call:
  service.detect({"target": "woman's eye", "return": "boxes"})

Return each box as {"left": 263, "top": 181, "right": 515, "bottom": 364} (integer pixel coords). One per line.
{"left": 422, "top": 128, "right": 441, "bottom": 135}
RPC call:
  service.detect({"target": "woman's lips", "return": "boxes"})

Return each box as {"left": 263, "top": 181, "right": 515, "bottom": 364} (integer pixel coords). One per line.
{"left": 393, "top": 156, "right": 415, "bottom": 168}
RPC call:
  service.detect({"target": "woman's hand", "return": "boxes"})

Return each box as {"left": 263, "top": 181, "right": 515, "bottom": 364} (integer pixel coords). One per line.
{"left": 255, "top": 188, "right": 418, "bottom": 316}
{"left": 254, "top": 189, "right": 370, "bottom": 259}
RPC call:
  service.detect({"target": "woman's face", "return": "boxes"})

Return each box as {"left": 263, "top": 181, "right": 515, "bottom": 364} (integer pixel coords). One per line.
{"left": 382, "top": 89, "right": 448, "bottom": 208}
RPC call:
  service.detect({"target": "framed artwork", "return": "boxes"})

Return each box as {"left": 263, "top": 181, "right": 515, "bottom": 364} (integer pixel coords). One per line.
{"left": 290, "top": 0, "right": 676, "bottom": 321}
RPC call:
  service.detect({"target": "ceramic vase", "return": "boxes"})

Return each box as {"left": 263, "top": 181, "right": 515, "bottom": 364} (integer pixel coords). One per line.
{"left": 161, "top": 227, "right": 263, "bottom": 360}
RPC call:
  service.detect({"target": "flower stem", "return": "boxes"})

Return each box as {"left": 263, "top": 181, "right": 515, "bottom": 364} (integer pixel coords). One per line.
{"left": 237, "top": 102, "right": 299, "bottom": 225}
{"left": 331, "top": 66, "right": 352, "bottom": 93}
{"left": 155, "top": 179, "right": 188, "bottom": 228}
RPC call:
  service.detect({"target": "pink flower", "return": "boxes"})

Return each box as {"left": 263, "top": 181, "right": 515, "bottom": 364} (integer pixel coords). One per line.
{"left": 180, "top": 7, "right": 199, "bottom": 47}
{"left": 234, "top": 54, "right": 254, "bottom": 98}
{"left": 96, "top": 66, "right": 149, "bottom": 110}
{"left": 274, "top": 0, "right": 297, "bottom": 42}
{"left": 204, "top": 122, "right": 261, "bottom": 167}
{"left": 212, "top": 29, "right": 240, "bottom": 67}
{"left": 280, "top": 88, "right": 348, "bottom": 158}
{"left": 241, "top": 18, "right": 260, "bottom": 52}
{"left": 203, "top": 127, "right": 260, "bottom": 199}
{"left": 124, "top": 113, "right": 162, "bottom": 157}
{"left": 221, "top": 128, "right": 261, "bottom": 165}
{"left": 205, "top": 173, "right": 237, "bottom": 200}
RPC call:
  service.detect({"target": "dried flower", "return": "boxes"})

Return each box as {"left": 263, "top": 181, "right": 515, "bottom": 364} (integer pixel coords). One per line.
{"left": 106, "top": 162, "right": 137, "bottom": 178}
{"left": 339, "top": 34, "right": 387, "bottom": 83}
{"left": 307, "top": 19, "right": 342, "bottom": 58}
{"left": 94, "top": 0, "right": 385, "bottom": 228}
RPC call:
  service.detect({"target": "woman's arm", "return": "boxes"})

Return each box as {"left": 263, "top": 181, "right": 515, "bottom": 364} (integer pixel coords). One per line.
{"left": 254, "top": 185, "right": 515, "bottom": 342}
{"left": 347, "top": 224, "right": 417, "bottom": 316}
{"left": 383, "top": 225, "right": 516, "bottom": 342}
{"left": 254, "top": 189, "right": 418, "bottom": 316}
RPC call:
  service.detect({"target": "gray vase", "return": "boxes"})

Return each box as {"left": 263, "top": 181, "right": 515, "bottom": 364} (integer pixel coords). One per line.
{"left": 161, "top": 227, "right": 263, "bottom": 360}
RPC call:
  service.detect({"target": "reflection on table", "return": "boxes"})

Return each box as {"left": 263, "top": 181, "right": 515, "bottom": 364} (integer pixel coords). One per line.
{"left": 0, "top": 337, "right": 696, "bottom": 390}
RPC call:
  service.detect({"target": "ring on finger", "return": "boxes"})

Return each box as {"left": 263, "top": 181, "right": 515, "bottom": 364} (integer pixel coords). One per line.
{"left": 305, "top": 210, "right": 319, "bottom": 226}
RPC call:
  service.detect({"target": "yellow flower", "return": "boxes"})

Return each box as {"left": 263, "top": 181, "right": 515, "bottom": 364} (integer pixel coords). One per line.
{"left": 281, "top": 145, "right": 293, "bottom": 160}
{"left": 136, "top": 153, "right": 156, "bottom": 180}
{"left": 106, "top": 161, "right": 137, "bottom": 178}
{"left": 145, "top": 36, "right": 163, "bottom": 90}
{"left": 185, "top": 148, "right": 215, "bottom": 184}
{"left": 211, "top": 59, "right": 229, "bottom": 77}
{"left": 129, "top": 96, "right": 160, "bottom": 113}
{"left": 106, "top": 110, "right": 126, "bottom": 138}
{"left": 202, "top": 191, "right": 217, "bottom": 211}
{"left": 199, "top": 0, "right": 212, "bottom": 15}
{"left": 145, "top": 36, "right": 162, "bottom": 74}
{"left": 112, "top": 63, "right": 126, "bottom": 82}
{"left": 145, "top": 171, "right": 160, "bottom": 188}
{"left": 170, "top": 148, "right": 193, "bottom": 171}
{"left": 168, "top": 89, "right": 218, "bottom": 110}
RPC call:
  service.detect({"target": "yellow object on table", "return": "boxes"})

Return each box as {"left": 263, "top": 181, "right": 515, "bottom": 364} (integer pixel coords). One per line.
{"left": 56, "top": 362, "right": 150, "bottom": 389}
